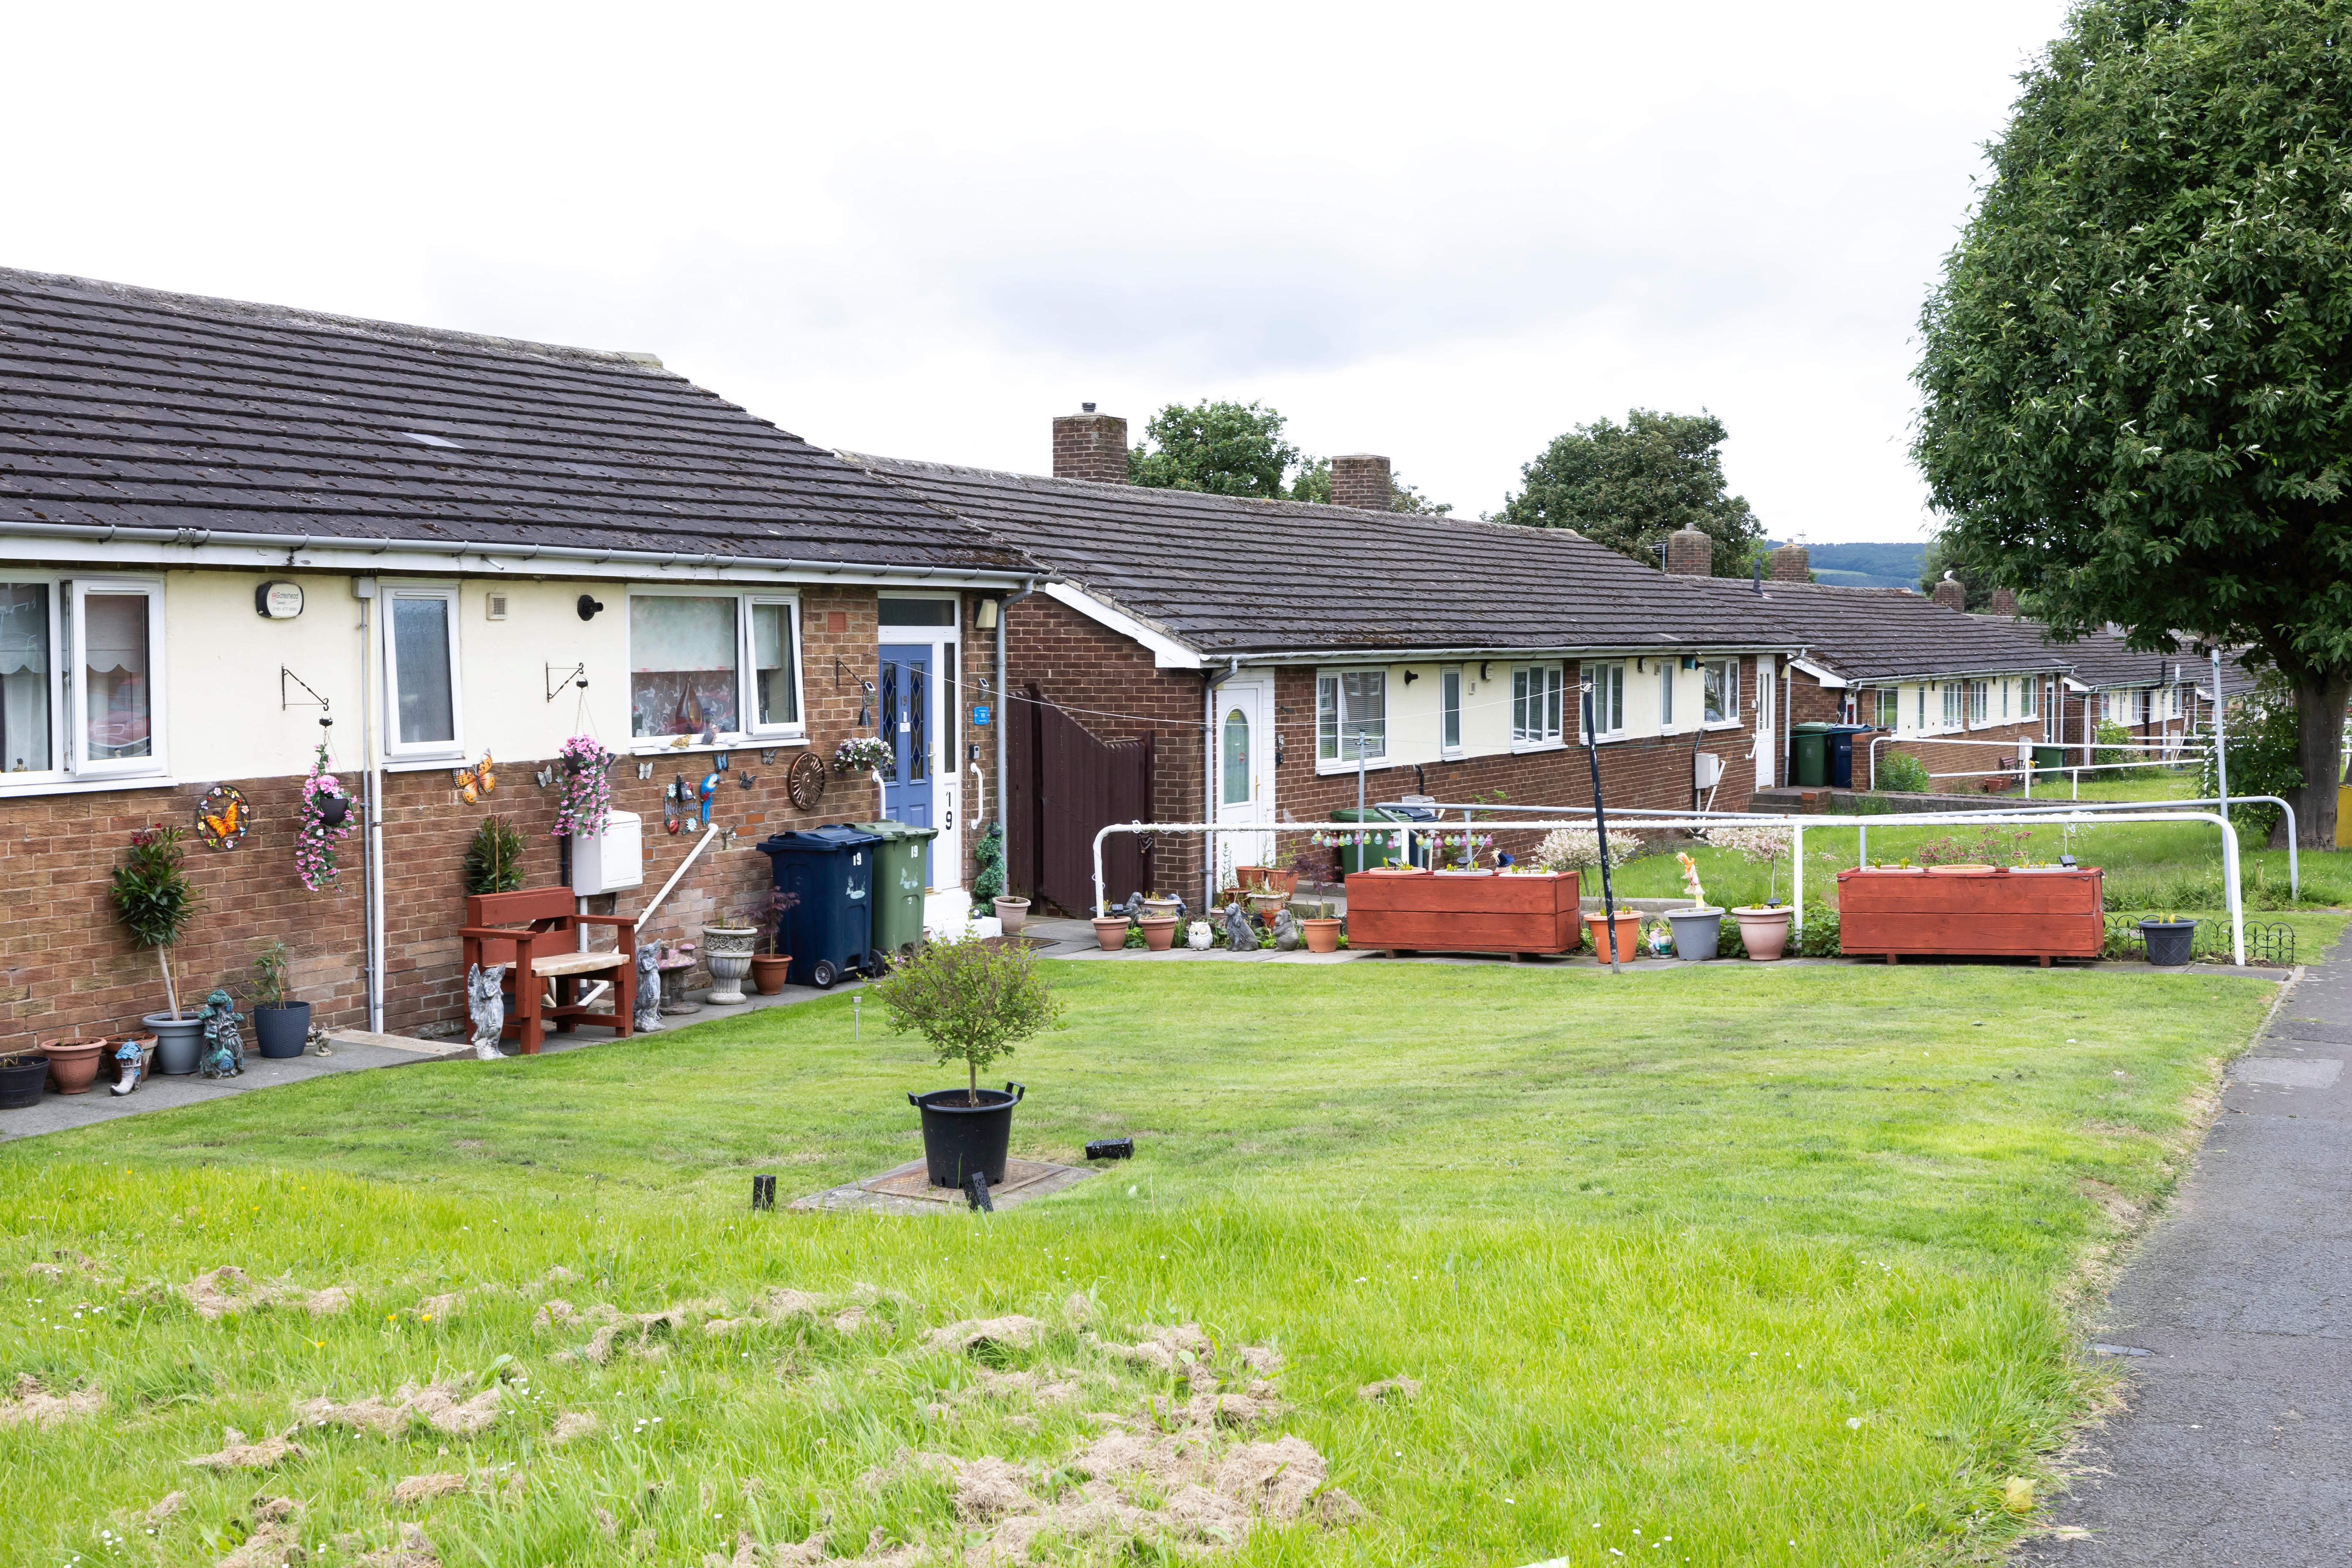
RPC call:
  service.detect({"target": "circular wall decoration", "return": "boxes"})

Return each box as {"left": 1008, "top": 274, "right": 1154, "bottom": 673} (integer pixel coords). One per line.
{"left": 786, "top": 751, "right": 827, "bottom": 811}
{"left": 196, "top": 784, "right": 250, "bottom": 850}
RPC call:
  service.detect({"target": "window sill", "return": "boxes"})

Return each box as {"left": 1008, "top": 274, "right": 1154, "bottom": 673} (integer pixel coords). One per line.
{"left": 1513, "top": 738, "right": 1570, "bottom": 754}
{"left": 1700, "top": 719, "right": 1742, "bottom": 732}
{"left": 0, "top": 772, "right": 176, "bottom": 800}
{"left": 385, "top": 755, "right": 472, "bottom": 773}
{"left": 629, "top": 734, "right": 810, "bottom": 758}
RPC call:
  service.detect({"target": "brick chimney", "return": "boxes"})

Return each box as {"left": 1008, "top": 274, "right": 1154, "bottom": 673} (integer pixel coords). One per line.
{"left": 1931, "top": 572, "right": 1966, "bottom": 611}
{"left": 1051, "top": 404, "right": 1128, "bottom": 483}
{"left": 1769, "top": 543, "right": 1810, "bottom": 583}
{"left": 1663, "top": 526, "right": 1712, "bottom": 575}
{"left": 1330, "top": 453, "right": 1392, "bottom": 511}
{"left": 1987, "top": 587, "right": 2018, "bottom": 617}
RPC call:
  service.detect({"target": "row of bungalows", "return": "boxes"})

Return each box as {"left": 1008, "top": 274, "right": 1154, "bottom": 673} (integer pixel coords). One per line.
{"left": 0, "top": 270, "right": 2219, "bottom": 1049}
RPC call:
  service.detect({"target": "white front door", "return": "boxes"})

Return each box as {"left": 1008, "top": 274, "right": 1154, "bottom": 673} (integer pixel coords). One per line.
{"left": 1213, "top": 676, "right": 1274, "bottom": 885}
{"left": 1754, "top": 656, "right": 1776, "bottom": 791}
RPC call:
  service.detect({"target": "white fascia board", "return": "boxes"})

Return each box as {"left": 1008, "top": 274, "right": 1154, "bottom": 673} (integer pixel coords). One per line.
{"left": 1790, "top": 658, "right": 1848, "bottom": 688}
{"left": 1043, "top": 582, "right": 1203, "bottom": 669}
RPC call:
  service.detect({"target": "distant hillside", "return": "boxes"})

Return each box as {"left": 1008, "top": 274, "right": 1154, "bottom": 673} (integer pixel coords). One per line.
{"left": 1764, "top": 541, "right": 1924, "bottom": 591}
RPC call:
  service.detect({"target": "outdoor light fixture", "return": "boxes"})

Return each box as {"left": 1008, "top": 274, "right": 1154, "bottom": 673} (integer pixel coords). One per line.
{"left": 965, "top": 1172, "right": 994, "bottom": 1212}
{"left": 1085, "top": 1138, "right": 1135, "bottom": 1161}
{"left": 974, "top": 598, "right": 1000, "bottom": 631}
{"left": 750, "top": 1175, "right": 776, "bottom": 1210}
{"left": 577, "top": 594, "right": 604, "bottom": 621}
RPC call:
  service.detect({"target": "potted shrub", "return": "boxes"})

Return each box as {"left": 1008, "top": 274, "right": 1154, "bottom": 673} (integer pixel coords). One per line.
{"left": 0, "top": 1049, "right": 47, "bottom": 1109}
{"left": 1137, "top": 913, "right": 1180, "bottom": 951}
{"left": 110, "top": 826, "right": 205, "bottom": 1074}
{"left": 247, "top": 939, "right": 309, "bottom": 1059}
{"left": 1666, "top": 851, "right": 1724, "bottom": 961}
{"left": 2138, "top": 912, "right": 2198, "bottom": 967}
{"left": 875, "top": 931, "right": 1063, "bottom": 1187}
{"left": 749, "top": 887, "right": 798, "bottom": 995}
{"left": 463, "top": 815, "right": 526, "bottom": 895}
{"left": 1139, "top": 892, "right": 1184, "bottom": 922}
{"left": 1702, "top": 825, "right": 1796, "bottom": 962}
{"left": 1300, "top": 899, "right": 1343, "bottom": 953}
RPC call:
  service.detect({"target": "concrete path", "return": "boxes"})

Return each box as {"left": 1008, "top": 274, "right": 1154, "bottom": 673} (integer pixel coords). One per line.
{"left": 2021, "top": 929, "right": 2352, "bottom": 1566}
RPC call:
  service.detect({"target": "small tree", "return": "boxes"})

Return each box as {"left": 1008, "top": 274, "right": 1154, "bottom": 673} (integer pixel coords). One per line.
{"left": 1700, "top": 825, "right": 1793, "bottom": 906}
{"left": 464, "top": 815, "right": 527, "bottom": 895}
{"left": 1533, "top": 826, "right": 1635, "bottom": 888}
{"left": 110, "top": 826, "right": 199, "bottom": 1019}
{"left": 872, "top": 936, "right": 1063, "bottom": 1105}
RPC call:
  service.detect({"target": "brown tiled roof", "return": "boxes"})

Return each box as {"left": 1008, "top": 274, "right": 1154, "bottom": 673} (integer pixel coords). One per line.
{"left": 2012, "top": 625, "right": 2203, "bottom": 689}
{"left": 1701, "top": 581, "right": 2069, "bottom": 683}
{"left": 843, "top": 453, "right": 1803, "bottom": 657}
{"left": 0, "top": 268, "right": 1024, "bottom": 570}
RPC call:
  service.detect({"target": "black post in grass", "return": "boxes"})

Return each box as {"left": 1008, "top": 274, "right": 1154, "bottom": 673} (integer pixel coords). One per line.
{"left": 1582, "top": 679, "right": 1621, "bottom": 975}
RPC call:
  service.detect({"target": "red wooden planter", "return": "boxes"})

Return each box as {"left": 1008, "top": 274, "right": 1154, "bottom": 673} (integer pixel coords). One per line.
{"left": 1836, "top": 866, "right": 2104, "bottom": 965}
{"left": 1343, "top": 868, "right": 1583, "bottom": 958}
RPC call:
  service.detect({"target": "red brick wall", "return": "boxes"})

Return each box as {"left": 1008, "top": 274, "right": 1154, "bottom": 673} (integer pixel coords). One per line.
{"left": 0, "top": 584, "right": 940, "bottom": 1052}
{"left": 1001, "top": 593, "right": 1208, "bottom": 897}
{"left": 1790, "top": 671, "right": 2061, "bottom": 794}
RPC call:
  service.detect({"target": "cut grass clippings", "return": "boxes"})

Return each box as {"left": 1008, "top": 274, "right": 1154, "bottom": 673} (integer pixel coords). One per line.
{"left": 0, "top": 955, "right": 2309, "bottom": 1566}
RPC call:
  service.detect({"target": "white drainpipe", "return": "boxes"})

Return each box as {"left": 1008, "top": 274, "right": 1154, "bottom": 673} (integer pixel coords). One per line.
{"left": 994, "top": 578, "right": 1037, "bottom": 874}
{"left": 354, "top": 577, "right": 385, "bottom": 1033}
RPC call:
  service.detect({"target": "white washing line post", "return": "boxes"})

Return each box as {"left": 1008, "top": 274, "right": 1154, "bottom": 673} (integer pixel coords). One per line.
{"left": 640, "top": 821, "right": 723, "bottom": 929}
{"left": 1092, "top": 808, "right": 2246, "bottom": 966}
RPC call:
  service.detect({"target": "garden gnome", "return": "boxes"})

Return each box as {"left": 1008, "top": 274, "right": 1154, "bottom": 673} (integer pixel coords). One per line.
{"left": 196, "top": 990, "right": 244, "bottom": 1078}
{"left": 633, "top": 942, "right": 665, "bottom": 1033}
{"left": 466, "top": 962, "right": 507, "bottom": 1060}
{"left": 1271, "top": 909, "right": 1301, "bottom": 951}
{"left": 1220, "top": 899, "right": 1257, "bottom": 951}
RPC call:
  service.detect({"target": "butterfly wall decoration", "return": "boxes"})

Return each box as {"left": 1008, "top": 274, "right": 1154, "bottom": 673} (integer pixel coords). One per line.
{"left": 454, "top": 753, "right": 498, "bottom": 804}
{"left": 195, "top": 784, "right": 250, "bottom": 851}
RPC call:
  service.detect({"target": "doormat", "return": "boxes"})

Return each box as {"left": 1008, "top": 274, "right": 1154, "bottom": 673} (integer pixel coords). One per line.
{"left": 790, "top": 1157, "right": 1094, "bottom": 1216}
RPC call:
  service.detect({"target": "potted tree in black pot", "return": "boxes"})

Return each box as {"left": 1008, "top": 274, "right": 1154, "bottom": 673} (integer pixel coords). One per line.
{"left": 110, "top": 826, "right": 203, "bottom": 1075}
{"left": 247, "top": 939, "right": 308, "bottom": 1058}
{"left": 874, "top": 934, "right": 1063, "bottom": 1189}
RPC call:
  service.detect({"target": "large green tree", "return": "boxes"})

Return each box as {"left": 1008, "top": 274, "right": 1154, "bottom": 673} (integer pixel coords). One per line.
{"left": 1128, "top": 400, "right": 1307, "bottom": 499}
{"left": 1913, "top": 0, "right": 2352, "bottom": 846}
{"left": 1494, "top": 409, "right": 1764, "bottom": 575}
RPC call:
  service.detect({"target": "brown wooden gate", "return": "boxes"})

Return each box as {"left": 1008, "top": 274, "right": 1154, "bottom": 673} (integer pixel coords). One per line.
{"left": 1007, "top": 686, "right": 1153, "bottom": 916}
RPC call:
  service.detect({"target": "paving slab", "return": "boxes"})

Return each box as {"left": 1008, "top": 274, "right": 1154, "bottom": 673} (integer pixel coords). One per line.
{"left": 2020, "top": 928, "right": 2352, "bottom": 1566}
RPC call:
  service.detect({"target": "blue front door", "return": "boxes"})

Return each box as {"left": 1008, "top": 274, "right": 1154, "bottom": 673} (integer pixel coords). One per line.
{"left": 880, "top": 642, "right": 933, "bottom": 885}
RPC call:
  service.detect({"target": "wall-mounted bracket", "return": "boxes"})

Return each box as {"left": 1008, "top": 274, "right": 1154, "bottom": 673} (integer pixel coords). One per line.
{"left": 545, "top": 662, "right": 588, "bottom": 702}
{"left": 280, "top": 667, "right": 334, "bottom": 728}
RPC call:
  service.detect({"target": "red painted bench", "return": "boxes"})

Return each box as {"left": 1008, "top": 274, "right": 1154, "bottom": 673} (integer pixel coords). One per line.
{"left": 458, "top": 888, "right": 637, "bottom": 1054}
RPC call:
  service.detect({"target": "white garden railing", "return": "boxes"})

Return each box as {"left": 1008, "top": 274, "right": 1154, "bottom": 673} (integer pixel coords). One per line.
{"left": 1091, "top": 807, "right": 2249, "bottom": 967}
{"left": 1865, "top": 731, "right": 2208, "bottom": 796}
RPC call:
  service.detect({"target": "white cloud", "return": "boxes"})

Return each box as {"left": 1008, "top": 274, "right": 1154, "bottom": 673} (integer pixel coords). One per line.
{"left": 0, "top": 0, "right": 2072, "bottom": 538}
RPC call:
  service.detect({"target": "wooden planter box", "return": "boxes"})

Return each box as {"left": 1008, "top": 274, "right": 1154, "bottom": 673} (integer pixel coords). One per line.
{"left": 1343, "top": 868, "right": 1582, "bottom": 958}
{"left": 1836, "top": 866, "right": 2104, "bottom": 965}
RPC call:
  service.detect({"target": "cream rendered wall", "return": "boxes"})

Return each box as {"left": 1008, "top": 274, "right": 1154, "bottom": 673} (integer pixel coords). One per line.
{"left": 160, "top": 569, "right": 639, "bottom": 783}
{"left": 1381, "top": 662, "right": 1445, "bottom": 767}
{"left": 1457, "top": 662, "right": 1512, "bottom": 757}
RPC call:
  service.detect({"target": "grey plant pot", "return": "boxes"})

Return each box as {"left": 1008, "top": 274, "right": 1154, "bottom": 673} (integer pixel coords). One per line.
{"left": 1667, "top": 908, "right": 1724, "bottom": 962}
{"left": 145, "top": 1013, "right": 206, "bottom": 1075}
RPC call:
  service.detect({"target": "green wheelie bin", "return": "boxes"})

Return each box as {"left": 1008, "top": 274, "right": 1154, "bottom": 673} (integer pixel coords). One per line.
{"left": 854, "top": 821, "right": 939, "bottom": 958}
{"left": 1791, "top": 723, "right": 1834, "bottom": 788}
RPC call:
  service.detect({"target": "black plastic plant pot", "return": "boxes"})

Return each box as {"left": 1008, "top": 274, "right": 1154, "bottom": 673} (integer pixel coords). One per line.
{"left": 0, "top": 1055, "right": 47, "bottom": 1109}
{"left": 2139, "top": 919, "right": 2198, "bottom": 968}
{"left": 907, "top": 1082, "right": 1025, "bottom": 1188}
{"left": 254, "top": 1002, "right": 311, "bottom": 1059}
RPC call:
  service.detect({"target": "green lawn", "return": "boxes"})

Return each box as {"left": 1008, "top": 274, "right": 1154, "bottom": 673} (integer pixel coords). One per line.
{"left": 0, "top": 956, "right": 2307, "bottom": 1566}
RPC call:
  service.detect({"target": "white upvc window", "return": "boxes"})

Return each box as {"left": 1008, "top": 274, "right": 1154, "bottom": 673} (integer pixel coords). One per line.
{"left": 1916, "top": 685, "right": 1928, "bottom": 732}
{"left": 1572, "top": 662, "right": 1620, "bottom": 742}
{"left": 381, "top": 584, "right": 465, "bottom": 762}
{"left": 1317, "top": 669, "right": 1387, "bottom": 764}
{"left": 1968, "top": 679, "right": 1990, "bottom": 727}
{"left": 0, "top": 577, "right": 171, "bottom": 788}
{"left": 2020, "top": 678, "right": 2038, "bottom": 719}
{"left": 1940, "top": 682, "right": 1963, "bottom": 729}
{"left": 1659, "top": 662, "right": 1676, "bottom": 730}
{"left": 1875, "top": 688, "right": 1900, "bottom": 729}
{"left": 627, "top": 589, "right": 806, "bottom": 747}
{"left": 1700, "top": 658, "right": 1738, "bottom": 725}
{"left": 1439, "top": 665, "right": 1463, "bottom": 757}
{"left": 1516, "top": 663, "right": 1567, "bottom": 746}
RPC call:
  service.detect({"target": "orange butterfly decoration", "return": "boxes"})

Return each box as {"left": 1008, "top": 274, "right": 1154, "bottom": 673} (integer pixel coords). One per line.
{"left": 203, "top": 796, "right": 243, "bottom": 841}
{"left": 456, "top": 753, "right": 498, "bottom": 805}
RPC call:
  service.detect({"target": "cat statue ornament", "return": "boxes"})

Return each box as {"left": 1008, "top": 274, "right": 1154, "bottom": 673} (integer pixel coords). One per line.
{"left": 467, "top": 963, "right": 509, "bottom": 1061}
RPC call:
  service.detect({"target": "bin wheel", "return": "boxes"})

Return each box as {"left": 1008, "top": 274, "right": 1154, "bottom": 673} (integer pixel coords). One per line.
{"left": 867, "top": 948, "right": 891, "bottom": 977}
{"left": 810, "top": 959, "right": 839, "bottom": 989}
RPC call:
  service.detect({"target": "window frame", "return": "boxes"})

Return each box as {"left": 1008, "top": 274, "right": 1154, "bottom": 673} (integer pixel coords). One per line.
{"left": 0, "top": 577, "right": 66, "bottom": 787}
{"left": 379, "top": 582, "right": 466, "bottom": 764}
{"left": 2019, "top": 678, "right": 2038, "bottom": 719}
{"left": 1517, "top": 662, "right": 1569, "bottom": 748}
{"left": 1700, "top": 657, "right": 1739, "bottom": 728}
{"left": 625, "top": 587, "right": 809, "bottom": 753}
{"left": 1439, "top": 665, "right": 1463, "bottom": 757}
{"left": 1571, "top": 662, "right": 1621, "bottom": 744}
{"left": 1967, "top": 679, "right": 1990, "bottom": 727}
{"left": 1940, "top": 682, "right": 1962, "bottom": 730}
{"left": 1875, "top": 687, "right": 1900, "bottom": 729}
{"left": 67, "top": 576, "right": 169, "bottom": 782}
{"left": 1315, "top": 667, "right": 1388, "bottom": 769}
{"left": 1659, "top": 661, "right": 1676, "bottom": 732}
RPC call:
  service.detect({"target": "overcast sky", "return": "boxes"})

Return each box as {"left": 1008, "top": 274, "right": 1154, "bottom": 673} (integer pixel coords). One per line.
{"left": 3, "top": 1, "right": 2073, "bottom": 542}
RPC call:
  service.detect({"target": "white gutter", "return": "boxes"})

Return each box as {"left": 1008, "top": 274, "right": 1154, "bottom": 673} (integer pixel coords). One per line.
{"left": 0, "top": 519, "right": 1042, "bottom": 588}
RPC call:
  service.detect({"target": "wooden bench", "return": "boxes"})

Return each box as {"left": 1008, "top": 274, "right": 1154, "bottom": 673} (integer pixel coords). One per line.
{"left": 458, "top": 888, "right": 637, "bottom": 1054}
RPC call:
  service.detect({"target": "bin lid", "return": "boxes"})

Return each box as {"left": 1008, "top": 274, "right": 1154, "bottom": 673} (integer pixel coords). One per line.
{"left": 1791, "top": 722, "right": 1837, "bottom": 734}
{"left": 757, "top": 825, "right": 884, "bottom": 854}
{"left": 852, "top": 820, "right": 941, "bottom": 842}
{"left": 1332, "top": 806, "right": 1429, "bottom": 822}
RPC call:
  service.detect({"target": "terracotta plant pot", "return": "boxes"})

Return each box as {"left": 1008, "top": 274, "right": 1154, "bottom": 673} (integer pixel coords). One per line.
{"left": 1138, "top": 916, "right": 1179, "bottom": 951}
{"left": 992, "top": 896, "right": 1030, "bottom": 934}
{"left": 40, "top": 1038, "right": 106, "bottom": 1096}
{"left": 1246, "top": 891, "right": 1289, "bottom": 920}
{"left": 1260, "top": 868, "right": 1301, "bottom": 897}
{"left": 1092, "top": 916, "right": 1129, "bottom": 952}
{"left": 1139, "top": 897, "right": 1183, "bottom": 923}
{"left": 1732, "top": 906, "right": 1794, "bottom": 961}
{"left": 748, "top": 954, "right": 792, "bottom": 995}
{"left": 1301, "top": 918, "right": 1342, "bottom": 954}
{"left": 1234, "top": 866, "right": 1269, "bottom": 891}
{"left": 1585, "top": 910, "right": 1644, "bottom": 964}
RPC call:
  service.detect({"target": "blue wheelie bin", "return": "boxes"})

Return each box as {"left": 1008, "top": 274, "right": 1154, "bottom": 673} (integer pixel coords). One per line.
{"left": 1825, "top": 723, "right": 1878, "bottom": 788}
{"left": 756, "top": 826, "right": 883, "bottom": 988}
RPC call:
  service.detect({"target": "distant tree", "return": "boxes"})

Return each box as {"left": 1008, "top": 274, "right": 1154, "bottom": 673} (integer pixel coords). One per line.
{"left": 1912, "top": 0, "right": 2352, "bottom": 848}
{"left": 1494, "top": 409, "right": 1763, "bottom": 576}
{"left": 1129, "top": 400, "right": 1304, "bottom": 499}
{"left": 1918, "top": 536, "right": 2002, "bottom": 612}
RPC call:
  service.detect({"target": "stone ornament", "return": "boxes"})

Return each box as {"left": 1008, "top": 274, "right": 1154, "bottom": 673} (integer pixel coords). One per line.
{"left": 1220, "top": 900, "right": 1257, "bottom": 952}
{"left": 633, "top": 943, "right": 665, "bottom": 1033}
{"left": 196, "top": 990, "right": 244, "bottom": 1078}
{"left": 467, "top": 963, "right": 507, "bottom": 1061}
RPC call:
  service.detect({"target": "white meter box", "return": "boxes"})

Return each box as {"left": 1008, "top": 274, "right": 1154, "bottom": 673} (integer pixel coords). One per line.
{"left": 570, "top": 809, "right": 644, "bottom": 896}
